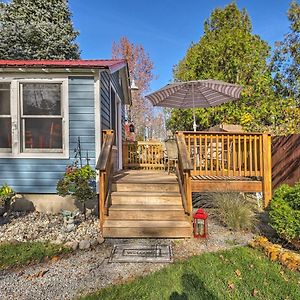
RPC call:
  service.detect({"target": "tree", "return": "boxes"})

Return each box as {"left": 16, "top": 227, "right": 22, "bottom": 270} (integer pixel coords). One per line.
{"left": 168, "top": 3, "right": 295, "bottom": 134}
{"left": 272, "top": 1, "right": 300, "bottom": 105}
{"left": 0, "top": 0, "right": 80, "bottom": 59}
{"left": 112, "top": 37, "right": 156, "bottom": 140}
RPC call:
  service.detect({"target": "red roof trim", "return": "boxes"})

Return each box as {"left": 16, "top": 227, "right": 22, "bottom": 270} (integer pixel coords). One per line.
{"left": 0, "top": 59, "right": 127, "bottom": 72}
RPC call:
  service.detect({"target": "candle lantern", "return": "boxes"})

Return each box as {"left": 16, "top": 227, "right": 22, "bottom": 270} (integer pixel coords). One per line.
{"left": 193, "top": 209, "right": 208, "bottom": 238}
{"left": 129, "top": 123, "right": 135, "bottom": 133}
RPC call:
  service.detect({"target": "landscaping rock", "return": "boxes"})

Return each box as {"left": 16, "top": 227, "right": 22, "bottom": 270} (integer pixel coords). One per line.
{"left": 90, "top": 239, "right": 98, "bottom": 248}
{"left": 97, "top": 236, "right": 105, "bottom": 245}
{"left": 79, "top": 240, "right": 91, "bottom": 250}
{"left": 64, "top": 241, "right": 79, "bottom": 251}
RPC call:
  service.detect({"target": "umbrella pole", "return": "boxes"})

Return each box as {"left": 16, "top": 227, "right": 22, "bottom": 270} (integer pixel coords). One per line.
{"left": 192, "top": 82, "right": 197, "bottom": 132}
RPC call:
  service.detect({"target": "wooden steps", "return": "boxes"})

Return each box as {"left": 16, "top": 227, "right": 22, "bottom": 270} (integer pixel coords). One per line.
{"left": 103, "top": 170, "right": 192, "bottom": 238}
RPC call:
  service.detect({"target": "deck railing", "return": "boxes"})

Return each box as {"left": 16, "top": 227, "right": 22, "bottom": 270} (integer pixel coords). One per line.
{"left": 122, "top": 141, "right": 165, "bottom": 170}
{"left": 181, "top": 131, "right": 269, "bottom": 177}
{"left": 96, "top": 130, "right": 114, "bottom": 232}
{"left": 176, "top": 132, "right": 193, "bottom": 217}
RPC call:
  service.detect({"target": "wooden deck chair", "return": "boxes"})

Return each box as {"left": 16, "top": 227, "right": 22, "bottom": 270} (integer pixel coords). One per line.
{"left": 165, "top": 138, "right": 178, "bottom": 174}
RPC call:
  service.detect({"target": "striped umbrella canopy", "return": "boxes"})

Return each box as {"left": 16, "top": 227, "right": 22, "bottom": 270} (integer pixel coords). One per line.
{"left": 146, "top": 80, "right": 243, "bottom": 131}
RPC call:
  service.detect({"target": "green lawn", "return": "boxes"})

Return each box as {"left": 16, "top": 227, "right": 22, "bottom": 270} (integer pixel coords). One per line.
{"left": 0, "top": 241, "right": 70, "bottom": 269}
{"left": 82, "top": 247, "right": 300, "bottom": 300}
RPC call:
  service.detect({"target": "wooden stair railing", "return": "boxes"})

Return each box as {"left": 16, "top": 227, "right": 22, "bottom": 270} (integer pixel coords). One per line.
{"left": 176, "top": 132, "right": 193, "bottom": 218}
{"left": 96, "top": 130, "right": 114, "bottom": 232}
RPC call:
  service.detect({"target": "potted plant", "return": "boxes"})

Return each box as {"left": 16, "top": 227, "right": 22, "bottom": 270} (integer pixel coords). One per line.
{"left": 57, "top": 164, "right": 96, "bottom": 219}
{"left": 0, "top": 183, "right": 15, "bottom": 216}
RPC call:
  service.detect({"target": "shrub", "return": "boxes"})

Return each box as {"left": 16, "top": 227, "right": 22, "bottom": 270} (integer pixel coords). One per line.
{"left": 57, "top": 165, "right": 96, "bottom": 219}
{"left": 213, "top": 192, "right": 255, "bottom": 231}
{"left": 0, "top": 183, "right": 15, "bottom": 214}
{"left": 269, "top": 183, "right": 300, "bottom": 242}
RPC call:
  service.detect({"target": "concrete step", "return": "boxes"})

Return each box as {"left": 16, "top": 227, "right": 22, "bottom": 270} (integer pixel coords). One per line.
{"left": 111, "top": 191, "right": 182, "bottom": 205}
{"left": 108, "top": 204, "right": 187, "bottom": 220}
{"left": 103, "top": 220, "right": 192, "bottom": 238}
{"left": 112, "top": 182, "right": 180, "bottom": 193}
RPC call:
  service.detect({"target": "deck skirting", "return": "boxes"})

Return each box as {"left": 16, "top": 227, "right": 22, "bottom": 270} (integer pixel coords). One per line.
{"left": 191, "top": 179, "right": 263, "bottom": 193}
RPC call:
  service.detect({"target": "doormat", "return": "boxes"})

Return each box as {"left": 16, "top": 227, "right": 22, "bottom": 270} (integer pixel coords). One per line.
{"left": 108, "top": 244, "right": 173, "bottom": 263}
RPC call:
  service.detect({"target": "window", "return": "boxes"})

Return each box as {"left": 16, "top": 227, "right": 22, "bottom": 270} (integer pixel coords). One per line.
{"left": 0, "top": 83, "right": 11, "bottom": 152}
{"left": 0, "top": 78, "right": 68, "bottom": 158}
{"left": 20, "top": 83, "right": 63, "bottom": 152}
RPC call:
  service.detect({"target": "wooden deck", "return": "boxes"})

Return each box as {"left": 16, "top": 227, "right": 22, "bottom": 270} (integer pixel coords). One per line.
{"left": 97, "top": 130, "right": 272, "bottom": 237}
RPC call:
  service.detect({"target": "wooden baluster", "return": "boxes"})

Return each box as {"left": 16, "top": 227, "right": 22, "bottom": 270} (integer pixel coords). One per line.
{"left": 227, "top": 135, "right": 230, "bottom": 176}
{"left": 238, "top": 135, "right": 242, "bottom": 177}
{"left": 216, "top": 135, "right": 219, "bottom": 176}
{"left": 199, "top": 135, "right": 203, "bottom": 174}
{"left": 210, "top": 134, "right": 213, "bottom": 175}
{"left": 233, "top": 134, "right": 236, "bottom": 176}
{"left": 249, "top": 135, "right": 253, "bottom": 176}
{"left": 193, "top": 134, "right": 197, "bottom": 172}
{"left": 254, "top": 135, "right": 258, "bottom": 176}
{"left": 205, "top": 134, "right": 208, "bottom": 173}
{"left": 244, "top": 135, "right": 247, "bottom": 177}
{"left": 259, "top": 135, "right": 263, "bottom": 176}
{"left": 221, "top": 135, "right": 225, "bottom": 176}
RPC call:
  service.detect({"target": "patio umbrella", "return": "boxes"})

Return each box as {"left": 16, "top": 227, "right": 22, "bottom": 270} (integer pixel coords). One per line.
{"left": 146, "top": 80, "right": 243, "bottom": 131}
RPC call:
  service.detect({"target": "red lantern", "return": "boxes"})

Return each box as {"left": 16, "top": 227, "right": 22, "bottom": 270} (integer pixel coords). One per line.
{"left": 193, "top": 209, "right": 208, "bottom": 238}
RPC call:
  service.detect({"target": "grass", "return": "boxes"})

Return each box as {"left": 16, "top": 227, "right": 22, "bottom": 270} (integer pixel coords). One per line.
{"left": 82, "top": 247, "right": 300, "bottom": 300}
{"left": 0, "top": 241, "right": 71, "bottom": 269}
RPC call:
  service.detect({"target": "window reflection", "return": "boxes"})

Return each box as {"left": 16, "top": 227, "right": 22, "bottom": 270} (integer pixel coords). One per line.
{"left": 23, "top": 83, "right": 61, "bottom": 115}
{"left": 23, "top": 119, "right": 62, "bottom": 150}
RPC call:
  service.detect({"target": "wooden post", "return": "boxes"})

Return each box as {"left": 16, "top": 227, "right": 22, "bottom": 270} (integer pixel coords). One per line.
{"left": 186, "top": 171, "right": 193, "bottom": 220}
{"left": 262, "top": 134, "right": 272, "bottom": 208}
{"left": 99, "top": 171, "right": 106, "bottom": 232}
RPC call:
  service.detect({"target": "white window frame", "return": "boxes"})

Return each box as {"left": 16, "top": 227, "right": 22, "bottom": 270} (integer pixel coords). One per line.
{"left": 0, "top": 77, "right": 69, "bottom": 159}
{"left": 0, "top": 81, "right": 12, "bottom": 153}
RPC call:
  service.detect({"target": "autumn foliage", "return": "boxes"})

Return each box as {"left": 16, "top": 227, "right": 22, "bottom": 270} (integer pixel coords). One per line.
{"left": 249, "top": 236, "right": 300, "bottom": 271}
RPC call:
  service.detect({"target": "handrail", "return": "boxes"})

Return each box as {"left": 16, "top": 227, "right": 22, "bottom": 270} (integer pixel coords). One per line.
{"left": 96, "top": 130, "right": 114, "bottom": 232}
{"left": 176, "top": 132, "right": 193, "bottom": 217}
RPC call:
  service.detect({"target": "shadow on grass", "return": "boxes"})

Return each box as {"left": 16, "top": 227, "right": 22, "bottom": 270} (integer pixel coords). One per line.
{"left": 170, "top": 273, "right": 219, "bottom": 300}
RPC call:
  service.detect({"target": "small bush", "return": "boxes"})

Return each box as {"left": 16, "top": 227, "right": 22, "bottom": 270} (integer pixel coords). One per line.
{"left": 57, "top": 164, "right": 96, "bottom": 219}
{"left": 269, "top": 183, "right": 300, "bottom": 242}
{"left": 213, "top": 192, "right": 255, "bottom": 231}
{"left": 0, "top": 183, "right": 15, "bottom": 215}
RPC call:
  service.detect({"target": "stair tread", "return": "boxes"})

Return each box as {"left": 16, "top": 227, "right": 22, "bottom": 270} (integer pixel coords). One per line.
{"left": 112, "top": 191, "right": 180, "bottom": 196}
{"left": 104, "top": 220, "right": 191, "bottom": 228}
{"left": 109, "top": 204, "right": 184, "bottom": 210}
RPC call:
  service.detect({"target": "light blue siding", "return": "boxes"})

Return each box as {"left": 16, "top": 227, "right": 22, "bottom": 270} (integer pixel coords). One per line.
{"left": 0, "top": 76, "right": 96, "bottom": 193}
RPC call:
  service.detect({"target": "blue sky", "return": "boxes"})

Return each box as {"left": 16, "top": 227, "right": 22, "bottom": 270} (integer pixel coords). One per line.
{"left": 72, "top": 1, "right": 291, "bottom": 91}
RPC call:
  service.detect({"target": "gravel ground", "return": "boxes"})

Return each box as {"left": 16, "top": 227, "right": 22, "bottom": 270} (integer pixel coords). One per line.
{"left": 0, "top": 212, "right": 100, "bottom": 248}
{"left": 0, "top": 214, "right": 254, "bottom": 300}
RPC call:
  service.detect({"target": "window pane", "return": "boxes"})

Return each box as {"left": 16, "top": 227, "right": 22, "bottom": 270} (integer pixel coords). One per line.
{"left": 0, "top": 118, "right": 11, "bottom": 148}
{"left": 23, "top": 118, "right": 62, "bottom": 150}
{"left": 0, "top": 83, "right": 10, "bottom": 115}
{"left": 23, "top": 83, "right": 61, "bottom": 115}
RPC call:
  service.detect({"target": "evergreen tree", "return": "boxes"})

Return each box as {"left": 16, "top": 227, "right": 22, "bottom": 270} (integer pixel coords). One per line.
{"left": 0, "top": 0, "right": 80, "bottom": 59}
{"left": 168, "top": 3, "right": 296, "bottom": 134}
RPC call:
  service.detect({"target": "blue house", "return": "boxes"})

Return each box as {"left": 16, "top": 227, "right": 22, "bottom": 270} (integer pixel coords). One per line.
{"left": 0, "top": 59, "right": 131, "bottom": 211}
